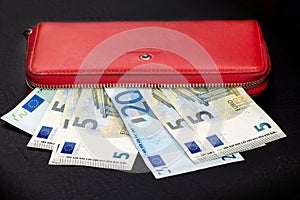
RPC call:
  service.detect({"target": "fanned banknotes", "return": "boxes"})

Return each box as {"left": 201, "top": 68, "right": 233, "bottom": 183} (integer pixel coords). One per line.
{"left": 49, "top": 88, "right": 138, "bottom": 171}
{"left": 1, "top": 86, "right": 286, "bottom": 179}
{"left": 105, "top": 88, "right": 244, "bottom": 178}
{"left": 140, "top": 88, "right": 218, "bottom": 163}
{"left": 161, "top": 87, "right": 286, "bottom": 162}
{"left": 27, "top": 89, "right": 68, "bottom": 150}
{"left": 49, "top": 88, "right": 82, "bottom": 164}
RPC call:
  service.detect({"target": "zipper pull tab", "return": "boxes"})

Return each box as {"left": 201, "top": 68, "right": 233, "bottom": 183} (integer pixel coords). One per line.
{"left": 23, "top": 28, "right": 32, "bottom": 40}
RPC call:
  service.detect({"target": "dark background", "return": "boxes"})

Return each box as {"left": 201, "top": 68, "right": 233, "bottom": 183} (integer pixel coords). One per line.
{"left": 0, "top": 0, "right": 299, "bottom": 199}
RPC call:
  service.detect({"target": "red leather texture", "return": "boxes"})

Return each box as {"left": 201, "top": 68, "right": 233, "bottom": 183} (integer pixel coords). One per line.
{"left": 25, "top": 20, "right": 270, "bottom": 96}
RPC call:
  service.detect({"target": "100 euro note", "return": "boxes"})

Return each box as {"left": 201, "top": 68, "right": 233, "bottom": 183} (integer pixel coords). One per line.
{"left": 1, "top": 88, "right": 56, "bottom": 135}
{"left": 161, "top": 87, "right": 286, "bottom": 162}
{"left": 105, "top": 87, "right": 244, "bottom": 179}
{"left": 49, "top": 88, "right": 138, "bottom": 171}
{"left": 27, "top": 89, "right": 69, "bottom": 150}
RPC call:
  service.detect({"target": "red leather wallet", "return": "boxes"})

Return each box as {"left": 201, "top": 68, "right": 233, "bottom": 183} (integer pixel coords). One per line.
{"left": 25, "top": 20, "right": 270, "bottom": 96}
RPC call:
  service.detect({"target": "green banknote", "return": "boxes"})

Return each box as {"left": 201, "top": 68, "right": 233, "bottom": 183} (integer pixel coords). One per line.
{"left": 1, "top": 88, "right": 56, "bottom": 135}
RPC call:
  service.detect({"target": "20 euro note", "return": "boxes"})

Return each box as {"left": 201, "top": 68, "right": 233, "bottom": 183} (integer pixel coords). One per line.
{"left": 50, "top": 88, "right": 138, "bottom": 171}
{"left": 161, "top": 87, "right": 286, "bottom": 162}
{"left": 27, "top": 89, "right": 68, "bottom": 150}
{"left": 105, "top": 87, "right": 244, "bottom": 179}
{"left": 1, "top": 88, "right": 56, "bottom": 135}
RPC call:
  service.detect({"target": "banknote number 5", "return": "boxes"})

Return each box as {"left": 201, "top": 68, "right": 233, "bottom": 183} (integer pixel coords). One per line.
{"left": 51, "top": 101, "right": 65, "bottom": 113}
{"left": 113, "top": 152, "right": 129, "bottom": 159}
{"left": 167, "top": 118, "right": 185, "bottom": 130}
{"left": 254, "top": 122, "right": 271, "bottom": 132}
{"left": 73, "top": 117, "right": 98, "bottom": 129}
{"left": 187, "top": 111, "right": 214, "bottom": 124}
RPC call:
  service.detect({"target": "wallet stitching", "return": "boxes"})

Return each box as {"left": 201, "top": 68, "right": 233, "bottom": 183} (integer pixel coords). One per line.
{"left": 256, "top": 21, "right": 270, "bottom": 74}
{"left": 27, "top": 67, "right": 262, "bottom": 75}
{"left": 256, "top": 21, "right": 266, "bottom": 71}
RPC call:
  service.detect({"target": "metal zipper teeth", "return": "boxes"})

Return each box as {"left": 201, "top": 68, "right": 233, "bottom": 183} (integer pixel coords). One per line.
{"left": 26, "top": 76, "right": 267, "bottom": 90}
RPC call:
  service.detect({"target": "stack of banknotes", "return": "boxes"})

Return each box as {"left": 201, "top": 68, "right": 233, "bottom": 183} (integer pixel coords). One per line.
{"left": 1, "top": 87, "right": 286, "bottom": 179}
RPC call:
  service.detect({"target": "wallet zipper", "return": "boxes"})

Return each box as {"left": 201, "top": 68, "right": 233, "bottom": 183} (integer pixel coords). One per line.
{"left": 25, "top": 75, "right": 268, "bottom": 90}
{"left": 23, "top": 26, "right": 270, "bottom": 94}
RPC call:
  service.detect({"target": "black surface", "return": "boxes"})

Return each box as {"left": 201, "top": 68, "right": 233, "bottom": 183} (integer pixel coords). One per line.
{"left": 0, "top": 0, "right": 299, "bottom": 199}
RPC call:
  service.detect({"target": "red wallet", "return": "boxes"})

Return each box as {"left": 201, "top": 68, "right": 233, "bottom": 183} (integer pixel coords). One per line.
{"left": 25, "top": 20, "right": 270, "bottom": 96}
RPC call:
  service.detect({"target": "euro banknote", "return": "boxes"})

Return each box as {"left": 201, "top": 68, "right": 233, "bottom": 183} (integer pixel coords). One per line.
{"left": 139, "top": 88, "right": 219, "bottom": 163}
{"left": 105, "top": 87, "right": 244, "bottom": 178}
{"left": 1, "top": 88, "right": 56, "bottom": 135}
{"left": 27, "top": 89, "right": 69, "bottom": 150}
{"left": 1, "top": 86, "right": 286, "bottom": 179}
{"left": 161, "top": 87, "right": 286, "bottom": 162}
{"left": 49, "top": 88, "right": 82, "bottom": 164}
{"left": 49, "top": 88, "right": 138, "bottom": 171}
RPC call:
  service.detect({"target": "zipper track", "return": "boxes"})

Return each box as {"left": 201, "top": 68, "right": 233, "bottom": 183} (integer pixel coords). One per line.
{"left": 26, "top": 76, "right": 268, "bottom": 90}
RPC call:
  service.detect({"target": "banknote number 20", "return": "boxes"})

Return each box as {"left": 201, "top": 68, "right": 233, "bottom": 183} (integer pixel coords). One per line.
{"left": 115, "top": 90, "right": 150, "bottom": 118}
